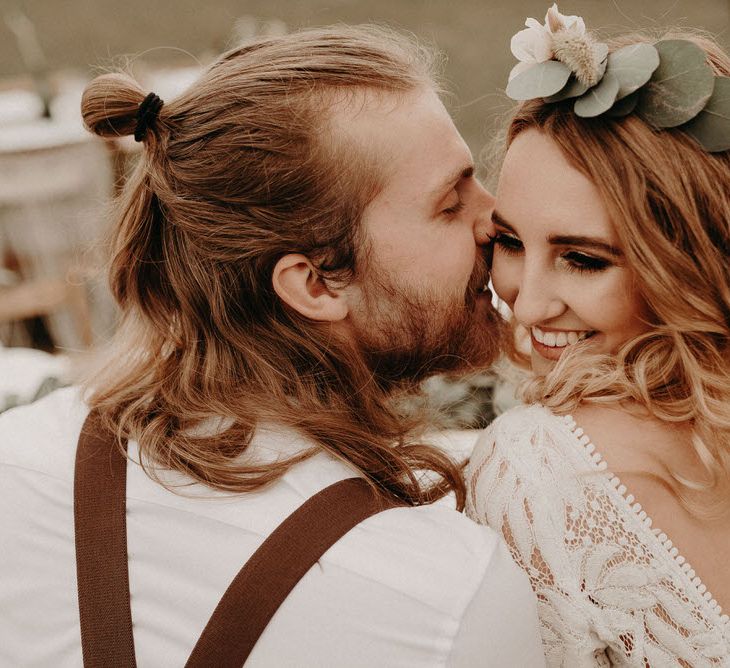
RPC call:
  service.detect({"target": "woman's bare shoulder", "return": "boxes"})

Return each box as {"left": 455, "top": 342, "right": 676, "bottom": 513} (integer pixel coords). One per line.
{"left": 570, "top": 403, "right": 695, "bottom": 477}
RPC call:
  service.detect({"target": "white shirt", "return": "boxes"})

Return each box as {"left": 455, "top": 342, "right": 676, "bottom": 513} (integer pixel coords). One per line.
{"left": 0, "top": 387, "right": 545, "bottom": 667}
{"left": 467, "top": 404, "right": 730, "bottom": 667}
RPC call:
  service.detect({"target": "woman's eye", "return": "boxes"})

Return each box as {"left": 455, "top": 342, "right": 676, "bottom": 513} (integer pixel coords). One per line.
{"left": 562, "top": 251, "right": 610, "bottom": 273}
{"left": 493, "top": 233, "right": 523, "bottom": 254}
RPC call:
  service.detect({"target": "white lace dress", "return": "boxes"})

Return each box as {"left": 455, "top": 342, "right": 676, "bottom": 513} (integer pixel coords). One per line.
{"left": 466, "top": 404, "right": 730, "bottom": 667}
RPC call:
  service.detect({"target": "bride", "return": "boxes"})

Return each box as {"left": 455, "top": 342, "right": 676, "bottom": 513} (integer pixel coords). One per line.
{"left": 467, "top": 5, "right": 730, "bottom": 666}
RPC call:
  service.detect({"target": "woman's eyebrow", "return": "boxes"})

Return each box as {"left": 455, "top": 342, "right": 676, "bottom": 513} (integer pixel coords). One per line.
{"left": 548, "top": 235, "right": 623, "bottom": 257}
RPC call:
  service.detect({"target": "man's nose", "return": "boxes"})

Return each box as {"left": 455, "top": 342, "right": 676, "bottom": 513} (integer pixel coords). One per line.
{"left": 473, "top": 183, "right": 496, "bottom": 247}
{"left": 512, "top": 265, "right": 566, "bottom": 327}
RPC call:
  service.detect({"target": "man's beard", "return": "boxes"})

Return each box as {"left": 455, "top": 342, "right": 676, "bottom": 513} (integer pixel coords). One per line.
{"left": 352, "top": 255, "right": 504, "bottom": 389}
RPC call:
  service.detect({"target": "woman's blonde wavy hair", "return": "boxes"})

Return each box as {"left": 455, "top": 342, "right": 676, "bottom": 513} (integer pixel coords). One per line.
{"left": 80, "top": 25, "right": 472, "bottom": 508}
{"left": 505, "top": 31, "right": 730, "bottom": 514}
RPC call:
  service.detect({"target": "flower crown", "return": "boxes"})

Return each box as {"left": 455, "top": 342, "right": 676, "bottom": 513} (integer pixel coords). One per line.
{"left": 506, "top": 4, "right": 730, "bottom": 152}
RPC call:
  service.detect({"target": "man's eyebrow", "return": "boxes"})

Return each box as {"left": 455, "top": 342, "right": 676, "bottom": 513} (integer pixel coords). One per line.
{"left": 492, "top": 210, "right": 623, "bottom": 257}
{"left": 432, "top": 165, "right": 474, "bottom": 197}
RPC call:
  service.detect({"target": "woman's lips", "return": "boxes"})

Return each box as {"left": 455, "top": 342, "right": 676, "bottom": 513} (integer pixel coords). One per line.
{"left": 530, "top": 328, "right": 596, "bottom": 361}
{"left": 531, "top": 333, "right": 569, "bottom": 360}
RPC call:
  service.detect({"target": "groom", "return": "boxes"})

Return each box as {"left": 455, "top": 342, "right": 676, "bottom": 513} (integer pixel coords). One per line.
{"left": 0, "top": 25, "right": 543, "bottom": 666}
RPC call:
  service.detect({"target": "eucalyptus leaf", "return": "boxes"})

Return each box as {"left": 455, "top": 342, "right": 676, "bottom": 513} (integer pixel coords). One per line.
{"left": 594, "top": 42, "right": 610, "bottom": 81}
{"left": 606, "top": 43, "right": 660, "bottom": 100}
{"left": 607, "top": 91, "right": 639, "bottom": 117}
{"left": 506, "top": 60, "right": 572, "bottom": 101}
{"left": 574, "top": 73, "right": 620, "bottom": 118}
{"left": 682, "top": 77, "right": 730, "bottom": 152}
{"left": 637, "top": 39, "right": 715, "bottom": 128}
{"left": 543, "top": 76, "right": 589, "bottom": 103}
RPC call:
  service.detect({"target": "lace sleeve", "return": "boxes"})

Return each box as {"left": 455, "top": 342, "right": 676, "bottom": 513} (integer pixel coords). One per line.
{"left": 467, "top": 406, "right": 730, "bottom": 666}
{"left": 465, "top": 406, "right": 611, "bottom": 667}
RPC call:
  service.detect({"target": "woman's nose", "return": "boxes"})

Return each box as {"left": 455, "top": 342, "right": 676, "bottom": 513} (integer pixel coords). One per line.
{"left": 473, "top": 184, "right": 496, "bottom": 247}
{"left": 511, "top": 267, "right": 566, "bottom": 327}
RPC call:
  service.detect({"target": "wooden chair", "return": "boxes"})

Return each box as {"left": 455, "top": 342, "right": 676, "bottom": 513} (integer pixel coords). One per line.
{"left": 0, "top": 120, "right": 115, "bottom": 350}
{"left": 0, "top": 270, "right": 93, "bottom": 347}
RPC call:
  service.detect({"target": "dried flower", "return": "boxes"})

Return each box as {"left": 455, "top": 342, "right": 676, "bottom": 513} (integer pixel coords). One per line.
{"left": 509, "top": 18, "right": 553, "bottom": 80}
{"left": 552, "top": 33, "right": 608, "bottom": 87}
{"left": 544, "top": 3, "right": 585, "bottom": 36}
{"left": 509, "top": 4, "right": 606, "bottom": 87}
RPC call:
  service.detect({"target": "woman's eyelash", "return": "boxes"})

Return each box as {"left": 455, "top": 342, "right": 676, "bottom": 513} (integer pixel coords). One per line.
{"left": 562, "top": 252, "right": 611, "bottom": 273}
{"left": 493, "top": 233, "right": 523, "bottom": 252}
{"left": 442, "top": 200, "right": 465, "bottom": 217}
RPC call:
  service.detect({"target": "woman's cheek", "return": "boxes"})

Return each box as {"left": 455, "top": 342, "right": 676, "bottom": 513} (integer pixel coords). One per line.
{"left": 490, "top": 255, "right": 520, "bottom": 308}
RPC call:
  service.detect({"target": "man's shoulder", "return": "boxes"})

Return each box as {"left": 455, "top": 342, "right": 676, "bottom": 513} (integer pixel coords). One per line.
{"left": 0, "top": 386, "right": 88, "bottom": 481}
{"left": 372, "top": 499, "right": 502, "bottom": 559}
{"left": 269, "top": 433, "right": 501, "bottom": 573}
{"left": 327, "top": 496, "right": 505, "bottom": 618}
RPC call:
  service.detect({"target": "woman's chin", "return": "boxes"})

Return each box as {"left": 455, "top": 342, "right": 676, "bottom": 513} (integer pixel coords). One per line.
{"left": 530, "top": 348, "right": 556, "bottom": 375}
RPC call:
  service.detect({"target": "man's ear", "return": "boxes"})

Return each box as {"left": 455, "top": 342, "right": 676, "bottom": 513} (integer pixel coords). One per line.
{"left": 272, "top": 254, "right": 349, "bottom": 322}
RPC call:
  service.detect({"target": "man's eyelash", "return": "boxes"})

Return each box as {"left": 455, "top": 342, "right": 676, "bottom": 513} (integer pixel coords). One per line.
{"left": 442, "top": 200, "right": 465, "bottom": 217}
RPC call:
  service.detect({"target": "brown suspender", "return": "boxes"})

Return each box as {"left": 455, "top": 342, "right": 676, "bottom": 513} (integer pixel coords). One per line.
{"left": 74, "top": 410, "right": 136, "bottom": 667}
{"left": 185, "top": 478, "right": 399, "bottom": 667}
{"left": 73, "top": 410, "right": 403, "bottom": 667}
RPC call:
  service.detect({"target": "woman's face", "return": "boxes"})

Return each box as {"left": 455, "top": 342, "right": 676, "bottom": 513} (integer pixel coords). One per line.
{"left": 491, "top": 128, "right": 649, "bottom": 374}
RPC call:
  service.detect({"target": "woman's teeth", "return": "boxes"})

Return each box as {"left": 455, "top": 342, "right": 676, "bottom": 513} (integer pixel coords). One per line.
{"left": 531, "top": 326, "right": 594, "bottom": 348}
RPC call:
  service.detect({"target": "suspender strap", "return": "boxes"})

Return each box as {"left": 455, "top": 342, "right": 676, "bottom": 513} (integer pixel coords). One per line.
{"left": 74, "top": 410, "right": 136, "bottom": 668}
{"left": 185, "top": 475, "right": 402, "bottom": 668}
{"left": 74, "top": 410, "right": 405, "bottom": 668}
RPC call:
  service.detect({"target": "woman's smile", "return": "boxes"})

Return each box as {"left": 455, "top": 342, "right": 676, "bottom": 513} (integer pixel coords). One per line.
{"left": 530, "top": 326, "right": 596, "bottom": 360}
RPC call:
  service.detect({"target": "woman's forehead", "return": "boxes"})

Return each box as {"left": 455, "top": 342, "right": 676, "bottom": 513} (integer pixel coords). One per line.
{"left": 497, "top": 129, "right": 615, "bottom": 239}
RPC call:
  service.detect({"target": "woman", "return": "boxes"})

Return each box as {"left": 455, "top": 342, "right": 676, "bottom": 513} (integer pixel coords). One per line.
{"left": 467, "top": 6, "right": 730, "bottom": 666}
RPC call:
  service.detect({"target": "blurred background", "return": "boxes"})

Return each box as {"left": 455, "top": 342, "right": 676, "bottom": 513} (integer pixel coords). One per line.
{"left": 0, "top": 0, "right": 727, "bottom": 413}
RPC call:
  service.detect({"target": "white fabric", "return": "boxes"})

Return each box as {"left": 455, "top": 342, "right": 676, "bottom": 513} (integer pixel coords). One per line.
{"left": 466, "top": 403, "right": 730, "bottom": 667}
{"left": 0, "top": 387, "right": 545, "bottom": 667}
{"left": 0, "top": 345, "right": 70, "bottom": 409}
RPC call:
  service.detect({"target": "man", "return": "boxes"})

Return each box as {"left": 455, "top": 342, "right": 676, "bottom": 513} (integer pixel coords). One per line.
{"left": 0, "top": 25, "right": 544, "bottom": 666}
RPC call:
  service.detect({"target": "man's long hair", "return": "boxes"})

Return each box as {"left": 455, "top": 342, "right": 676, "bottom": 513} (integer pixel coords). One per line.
{"left": 81, "top": 25, "right": 473, "bottom": 506}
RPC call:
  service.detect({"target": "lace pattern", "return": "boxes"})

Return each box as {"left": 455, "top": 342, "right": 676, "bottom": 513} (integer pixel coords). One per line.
{"left": 466, "top": 404, "right": 730, "bottom": 667}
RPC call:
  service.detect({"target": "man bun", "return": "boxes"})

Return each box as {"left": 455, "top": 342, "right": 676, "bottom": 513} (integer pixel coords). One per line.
{"left": 81, "top": 72, "right": 150, "bottom": 140}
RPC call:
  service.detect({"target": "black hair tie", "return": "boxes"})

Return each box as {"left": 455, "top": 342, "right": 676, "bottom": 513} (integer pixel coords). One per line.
{"left": 134, "top": 92, "right": 164, "bottom": 142}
